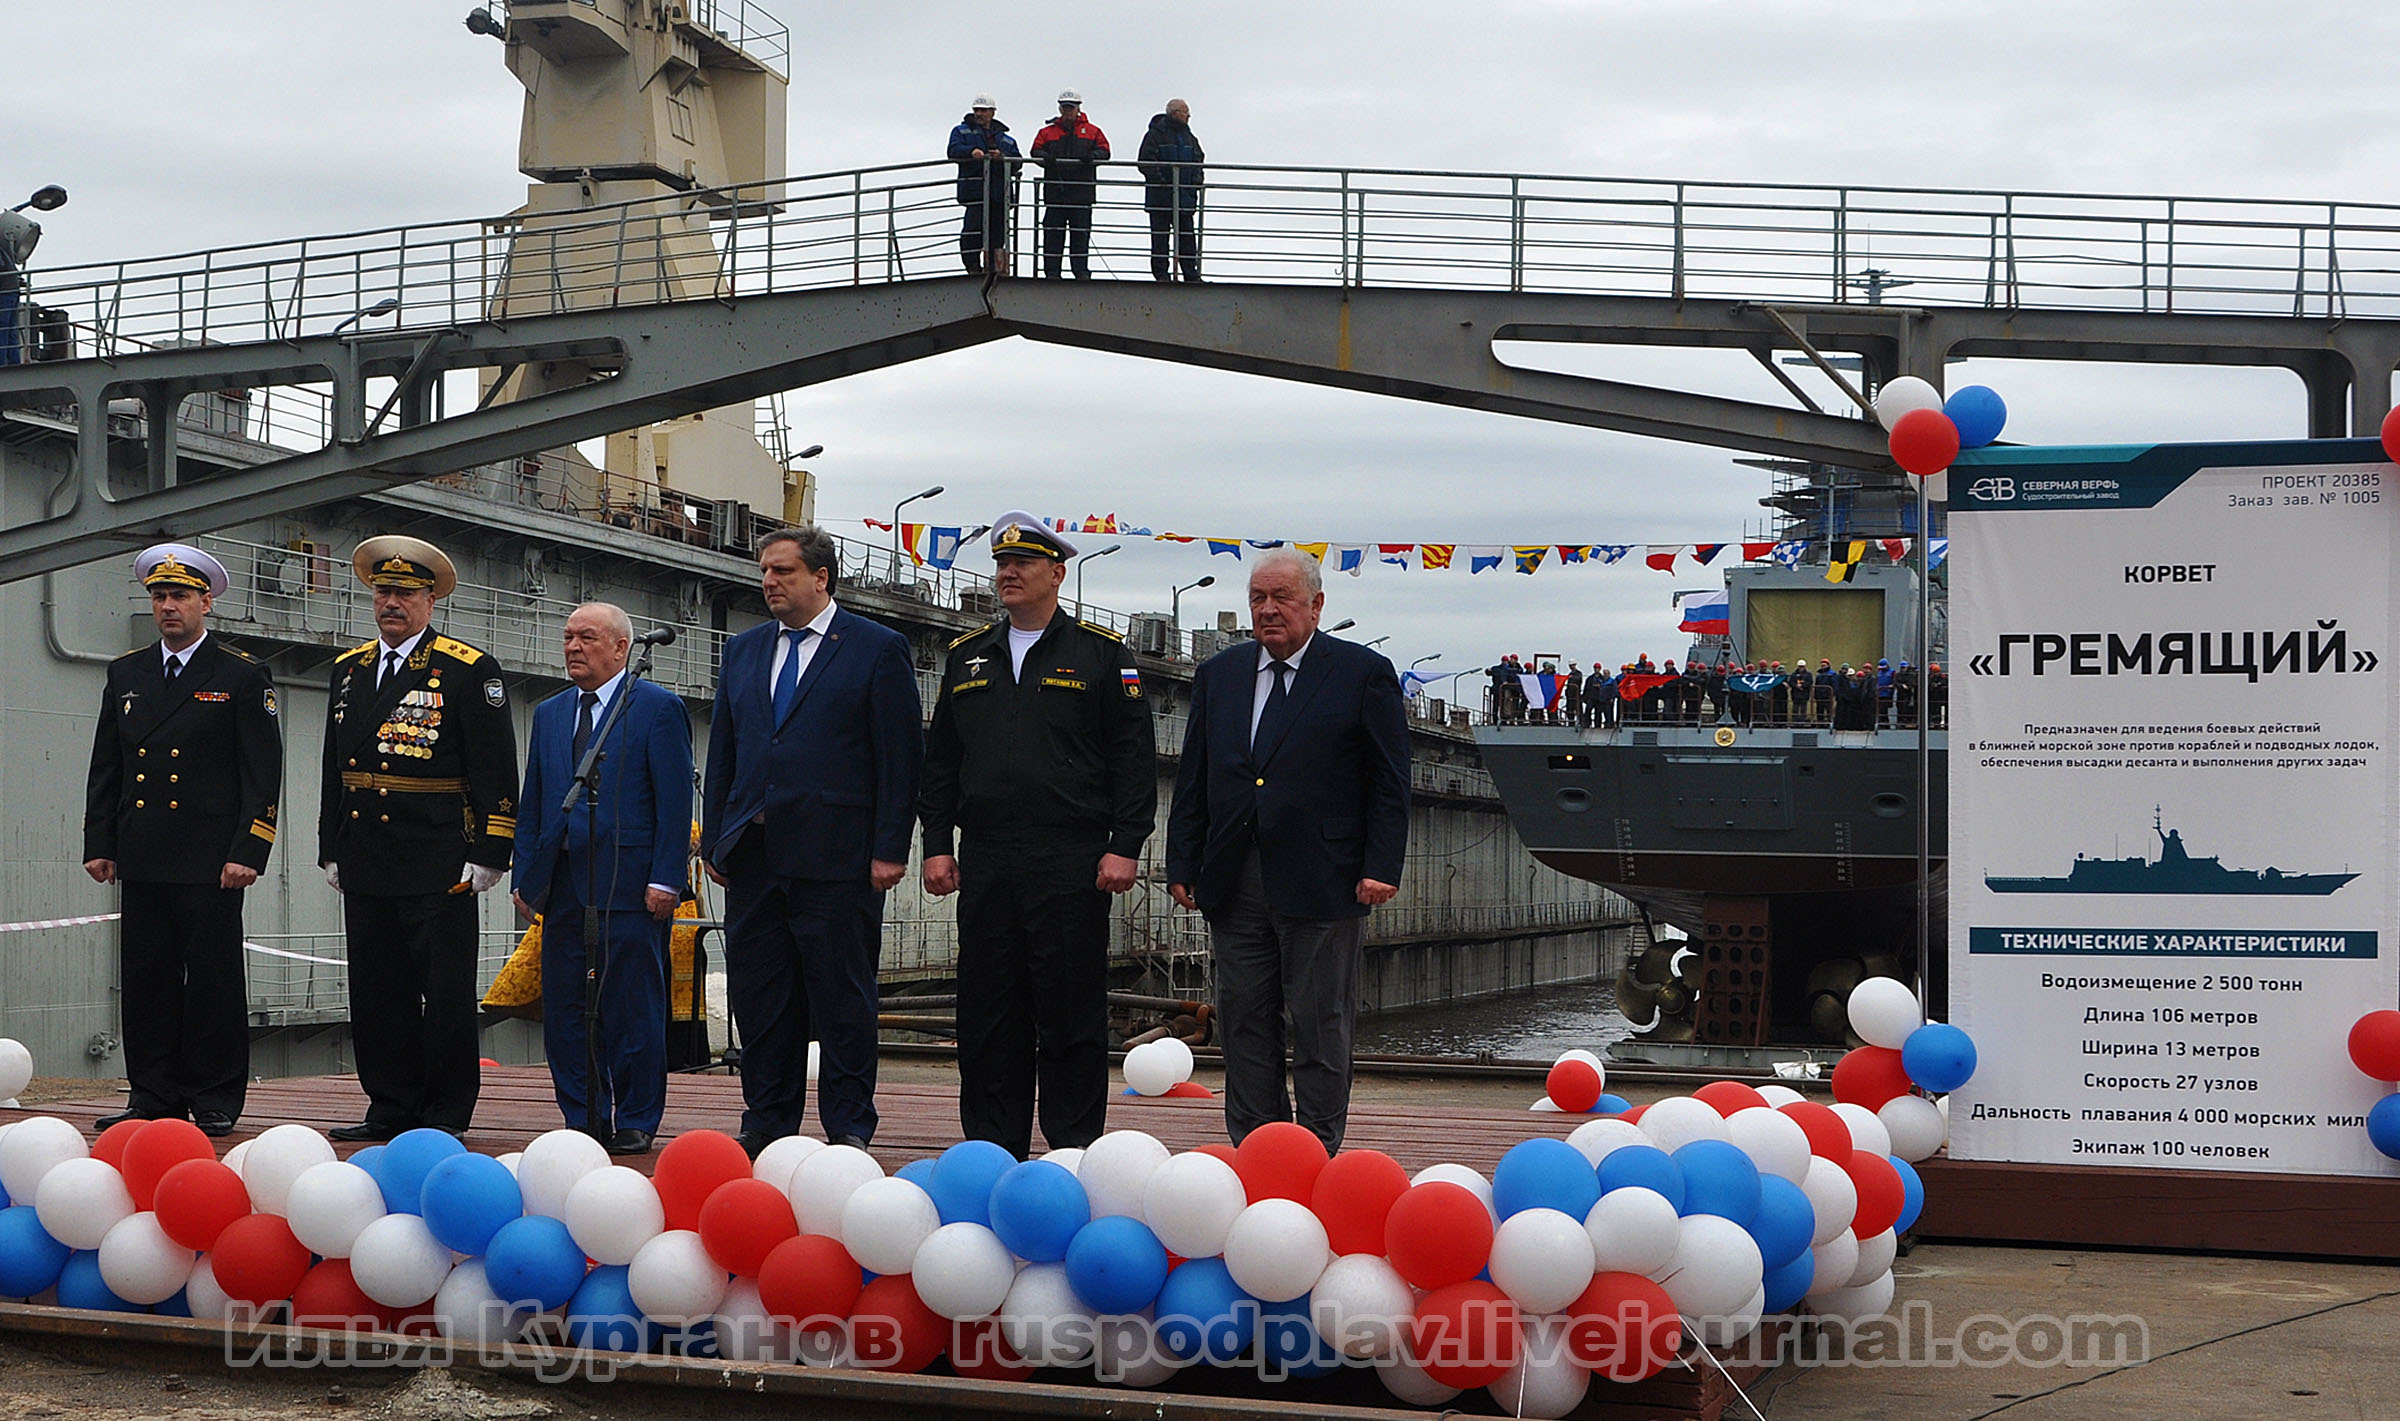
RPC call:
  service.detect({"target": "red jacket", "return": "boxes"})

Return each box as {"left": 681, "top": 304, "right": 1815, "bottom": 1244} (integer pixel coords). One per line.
{"left": 1030, "top": 115, "right": 1110, "bottom": 204}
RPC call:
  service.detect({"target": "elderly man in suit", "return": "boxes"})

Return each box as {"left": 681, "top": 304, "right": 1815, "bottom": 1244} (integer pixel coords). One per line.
{"left": 1167, "top": 547, "right": 1411, "bottom": 1151}
{"left": 702, "top": 526, "right": 922, "bottom": 1156}
{"left": 512, "top": 603, "right": 694, "bottom": 1156}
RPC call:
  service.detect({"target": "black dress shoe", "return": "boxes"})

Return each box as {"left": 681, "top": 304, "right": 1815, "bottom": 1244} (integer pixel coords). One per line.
{"left": 194, "top": 1110, "right": 237, "bottom": 1138}
{"left": 830, "top": 1133, "right": 871, "bottom": 1151}
{"left": 329, "top": 1121, "right": 402, "bottom": 1143}
{"left": 606, "top": 1129, "right": 654, "bottom": 1157}
{"left": 736, "top": 1129, "right": 778, "bottom": 1159}
{"left": 94, "top": 1109, "right": 150, "bottom": 1130}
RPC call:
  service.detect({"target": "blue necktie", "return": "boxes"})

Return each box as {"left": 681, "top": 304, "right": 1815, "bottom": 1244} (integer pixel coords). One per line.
{"left": 772, "top": 627, "right": 813, "bottom": 720}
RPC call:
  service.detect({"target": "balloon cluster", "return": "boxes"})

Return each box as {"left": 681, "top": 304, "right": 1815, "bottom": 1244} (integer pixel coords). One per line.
{"left": 1539, "top": 1050, "right": 1631, "bottom": 1116}
{"left": 1874, "top": 378, "right": 2007, "bottom": 479}
{"left": 2344, "top": 1010, "right": 2400, "bottom": 1160}
{"left": 1825, "top": 977, "right": 1976, "bottom": 1166}
{"left": 1120, "top": 1039, "right": 1211, "bottom": 1099}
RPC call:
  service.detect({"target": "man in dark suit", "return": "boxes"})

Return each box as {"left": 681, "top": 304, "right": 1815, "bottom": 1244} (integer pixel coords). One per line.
{"left": 1166, "top": 548, "right": 1410, "bottom": 1151}
{"left": 320, "top": 536, "right": 520, "bottom": 1142}
{"left": 512, "top": 603, "right": 694, "bottom": 1156}
{"left": 702, "top": 526, "right": 922, "bottom": 1156}
{"left": 83, "top": 544, "right": 282, "bottom": 1136}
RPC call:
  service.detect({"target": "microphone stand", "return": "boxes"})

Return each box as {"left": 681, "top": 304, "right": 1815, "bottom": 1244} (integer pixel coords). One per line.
{"left": 560, "top": 640, "right": 661, "bottom": 1144}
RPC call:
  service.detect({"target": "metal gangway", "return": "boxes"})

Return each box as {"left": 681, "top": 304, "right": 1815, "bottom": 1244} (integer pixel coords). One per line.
{"left": 7, "top": 160, "right": 2400, "bottom": 579}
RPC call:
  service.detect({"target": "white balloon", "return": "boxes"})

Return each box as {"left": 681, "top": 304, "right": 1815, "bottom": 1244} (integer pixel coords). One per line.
{"left": 1831, "top": 1102, "right": 1894, "bottom": 1160}
{"left": 1153, "top": 1038, "right": 1196, "bottom": 1086}
{"left": 1221, "top": 1199, "right": 1329, "bottom": 1303}
{"left": 1871, "top": 376, "right": 1944, "bottom": 430}
{"left": 1565, "top": 1117, "right": 1651, "bottom": 1167}
{"left": 98, "top": 1211, "right": 194, "bottom": 1305}
{"left": 1845, "top": 977, "right": 1923, "bottom": 1049}
{"left": 1378, "top": 1355, "right": 1463, "bottom": 1407}
{"left": 0, "top": 1039, "right": 32, "bottom": 1100}
{"left": 1805, "top": 1230, "right": 1860, "bottom": 1298}
{"left": 1801, "top": 1157, "right": 1858, "bottom": 1246}
{"left": 35, "top": 1156, "right": 135, "bottom": 1250}
{"left": 1077, "top": 1131, "right": 1170, "bottom": 1220}
{"left": 1651, "top": 1214, "right": 1763, "bottom": 1323}
{"left": 1849, "top": 1229, "right": 1898, "bottom": 1289}
{"left": 791, "top": 1322, "right": 850, "bottom": 1368}
{"left": 1937, "top": 1094, "right": 1951, "bottom": 1122}
{"left": 1140, "top": 1151, "right": 1246, "bottom": 1259}
{"left": 350, "top": 1212, "right": 455, "bottom": 1308}
{"left": 1410, "top": 1163, "right": 1497, "bottom": 1219}
{"left": 285, "top": 1161, "right": 388, "bottom": 1259}
{"left": 1693, "top": 1284, "right": 1767, "bottom": 1349}
{"left": 563, "top": 1165, "right": 665, "bottom": 1266}
{"left": 1812, "top": 1268, "right": 1896, "bottom": 1324}
{"left": 0, "top": 1115, "right": 89, "bottom": 1204}
{"left": 1557, "top": 1048, "right": 1607, "bottom": 1087}
{"left": 806, "top": 1040, "right": 820, "bottom": 1081}
{"left": 1724, "top": 1106, "right": 1813, "bottom": 1185}
{"left": 627, "top": 1230, "right": 729, "bottom": 1326}
{"left": 433, "top": 1258, "right": 529, "bottom": 1344}
{"left": 516, "top": 1129, "right": 610, "bottom": 1220}
{"left": 1094, "top": 1311, "right": 1180, "bottom": 1388}
{"left": 1756, "top": 1084, "right": 1807, "bottom": 1108}
{"left": 1488, "top": 1207, "right": 1595, "bottom": 1315}
{"left": 239, "top": 1124, "right": 334, "bottom": 1217}
{"left": 1122, "top": 1041, "right": 1176, "bottom": 1097}
{"left": 790, "top": 1144, "right": 884, "bottom": 1237}
{"left": 1044, "top": 1147, "right": 1086, "bottom": 1176}
{"left": 221, "top": 1140, "right": 252, "bottom": 1177}
{"left": 1878, "top": 1095, "right": 1947, "bottom": 1162}
{"left": 1637, "top": 1096, "right": 1732, "bottom": 1154}
{"left": 999, "top": 1261, "right": 1097, "bottom": 1368}
{"left": 494, "top": 1152, "right": 523, "bottom": 1177}
{"left": 751, "top": 1135, "right": 824, "bottom": 1195}
{"left": 1489, "top": 1315, "right": 1591, "bottom": 1420}
{"left": 183, "top": 1254, "right": 232, "bottom": 1321}
{"left": 840, "top": 1176, "right": 941, "bottom": 1276}
{"left": 1583, "top": 1185, "right": 1683, "bottom": 1276}
{"left": 911, "top": 1222, "right": 1018, "bottom": 1321}
{"left": 1310, "top": 1253, "right": 1414, "bottom": 1359}
{"left": 1528, "top": 1096, "right": 1564, "bottom": 1113}
{"left": 710, "top": 1277, "right": 792, "bottom": 1363}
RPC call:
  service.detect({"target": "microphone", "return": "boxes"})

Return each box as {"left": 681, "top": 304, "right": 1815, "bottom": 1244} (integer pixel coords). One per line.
{"left": 634, "top": 626, "right": 678, "bottom": 647}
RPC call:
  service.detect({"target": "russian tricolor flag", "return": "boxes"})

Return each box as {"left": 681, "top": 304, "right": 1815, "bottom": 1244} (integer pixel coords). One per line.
{"left": 1675, "top": 590, "right": 1731, "bottom": 635}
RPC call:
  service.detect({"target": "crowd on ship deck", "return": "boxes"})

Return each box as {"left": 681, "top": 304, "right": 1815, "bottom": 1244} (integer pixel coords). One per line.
{"left": 1482, "top": 654, "right": 1947, "bottom": 730}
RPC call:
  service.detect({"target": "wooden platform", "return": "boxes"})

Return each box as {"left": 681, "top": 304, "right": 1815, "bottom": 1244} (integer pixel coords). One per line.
{"left": 1914, "top": 1155, "right": 2400, "bottom": 1261}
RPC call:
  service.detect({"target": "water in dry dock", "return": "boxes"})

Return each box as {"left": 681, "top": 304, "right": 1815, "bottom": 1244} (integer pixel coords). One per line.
{"left": 1354, "top": 978, "right": 1633, "bottom": 1059}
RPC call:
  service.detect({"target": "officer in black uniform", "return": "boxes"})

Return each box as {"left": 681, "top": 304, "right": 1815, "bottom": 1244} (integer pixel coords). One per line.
{"left": 319, "top": 536, "right": 519, "bottom": 1141}
{"left": 83, "top": 544, "right": 281, "bottom": 1135}
{"left": 919, "top": 511, "right": 1156, "bottom": 1159}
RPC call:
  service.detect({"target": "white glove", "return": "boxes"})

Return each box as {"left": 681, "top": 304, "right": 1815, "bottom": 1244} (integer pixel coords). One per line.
{"left": 467, "top": 863, "right": 505, "bottom": 894}
{"left": 322, "top": 861, "right": 342, "bottom": 892}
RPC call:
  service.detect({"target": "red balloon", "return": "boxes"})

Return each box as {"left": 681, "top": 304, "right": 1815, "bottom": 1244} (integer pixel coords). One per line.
{"left": 1406, "top": 1280, "right": 1520, "bottom": 1390}
{"left": 1233, "top": 1122, "right": 1327, "bottom": 1204}
{"left": 1310, "top": 1149, "right": 1410, "bottom": 1256}
{"left": 121, "top": 1118, "right": 216, "bottom": 1212}
{"left": 1889, "top": 407, "right": 1961, "bottom": 477}
{"left": 92, "top": 1118, "right": 146, "bottom": 1171}
{"left": 291, "top": 1258, "right": 406, "bottom": 1332}
{"left": 1163, "top": 1081, "right": 1213, "bottom": 1099}
{"left": 1830, "top": 1047, "right": 1914, "bottom": 1112}
{"left": 153, "top": 1159, "right": 252, "bottom": 1252}
{"left": 1382, "top": 1181, "right": 1493, "bottom": 1291}
{"left": 211, "top": 1212, "right": 314, "bottom": 1308}
{"left": 849, "top": 1274, "right": 947, "bottom": 1373}
{"left": 1693, "top": 1081, "right": 1770, "bottom": 1116}
{"left": 698, "top": 1178, "right": 799, "bottom": 1278}
{"left": 1562, "top": 1270, "right": 1683, "bottom": 1382}
{"left": 756, "top": 1233, "right": 863, "bottom": 1334}
{"left": 1843, "top": 1150, "right": 1905, "bottom": 1238}
{"left": 1618, "top": 1103, "right": 1647, "bottom": 1125}
{"left": 2383, "top": 405, "right": 2400, "bottom": 465}
{"left": 1780, "top": 1101, "right": 1853, "bottom": 1160}
{"left": 951, "top": 1316, "right": 1038, "bottom": 1381}
{"left": 1194, "top": 1143, "right": 1238, "bottom": 1168}
{"left": 1546, "top": 1059, "right": 1602, "bottom": 1113}
{"left": 2349, "top": 1010, "right": 2400, "bottom": 1082}
{"left": 653, "top": 1130, "right": 754, "bottom": 1233}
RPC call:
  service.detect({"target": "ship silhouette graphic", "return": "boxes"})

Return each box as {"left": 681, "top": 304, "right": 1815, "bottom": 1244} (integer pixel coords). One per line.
{"left": 1985, "top": 808, "right": 2356, "bottom": 896}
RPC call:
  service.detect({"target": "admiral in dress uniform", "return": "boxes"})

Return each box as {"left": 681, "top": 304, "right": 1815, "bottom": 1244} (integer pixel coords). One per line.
{"left": 919, "top": 512, "right": 1155, "bottom": 1158}
{"left": 83, "top": 544, "right": 281, "bottom": 1135}
{"left": 319, "top": 536, "right": 520, "bottom": 1141}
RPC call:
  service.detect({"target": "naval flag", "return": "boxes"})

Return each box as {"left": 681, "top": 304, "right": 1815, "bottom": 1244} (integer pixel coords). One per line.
{"left": 1675, "top": 590, "right": 1731, "bottom": 635}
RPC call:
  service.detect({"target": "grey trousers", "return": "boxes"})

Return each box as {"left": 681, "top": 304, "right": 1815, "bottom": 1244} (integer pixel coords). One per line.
{"left": 1208, "top": 848, "right": 1366, "bottom": 1152}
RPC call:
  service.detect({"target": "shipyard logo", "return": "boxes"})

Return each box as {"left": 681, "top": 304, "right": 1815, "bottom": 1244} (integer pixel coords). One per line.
{"left": 1967, "top": 476, "right": 2017, "bottom": 503}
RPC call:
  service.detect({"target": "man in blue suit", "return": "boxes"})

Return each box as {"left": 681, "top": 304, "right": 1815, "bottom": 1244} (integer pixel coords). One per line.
{"left": 1166, "top": 548, "right": 1410, "bottom": 1151}
{"left": 512, "top": 603, "right": 694, "bottom": 1156}
{"left": 702, "top": 526, "right": 923, "bottom": 1156}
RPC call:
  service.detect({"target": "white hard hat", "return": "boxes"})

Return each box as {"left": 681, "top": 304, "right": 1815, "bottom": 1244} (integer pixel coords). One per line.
{"left": 971, "top": 94, "right": 996, "bottom": 110}
{"left": 1057, "top": 88, "right": 1082, "bottom": 105}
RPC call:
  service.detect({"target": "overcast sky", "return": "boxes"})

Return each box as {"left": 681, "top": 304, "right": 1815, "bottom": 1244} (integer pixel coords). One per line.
{"left": 20, "top": 1, "right": 2400, "bottom": 684}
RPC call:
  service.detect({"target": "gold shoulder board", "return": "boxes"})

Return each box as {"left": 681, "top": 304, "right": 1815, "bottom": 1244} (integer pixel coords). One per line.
{"left": 1079, "top": 620, "right": 1124, "bottom": 643}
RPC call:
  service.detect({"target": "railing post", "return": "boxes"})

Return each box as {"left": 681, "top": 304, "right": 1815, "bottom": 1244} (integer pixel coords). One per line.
{"left": 2139, "top": 219, "right": 2152, "bottom": 314}
{"left": 1509, "top": 175, "right": 1525, "bottom": 293}
{"left": 2164, "top": 198, "right": 2177, "bottom": 315}
{"left": 1339, "top": 170, "right": 1353, "bottom": 286}
{"left": 1832, "top": 191, "right": 1847, "bottom": 302}
{"left": 2326, "top": 203, "right": 2346, "bottom": 318}
{"left": 1671, "top": 183, "right": 1686, "bottom": 303}
{"left": 853, "top": 170, "right": 863, "bottom": 286}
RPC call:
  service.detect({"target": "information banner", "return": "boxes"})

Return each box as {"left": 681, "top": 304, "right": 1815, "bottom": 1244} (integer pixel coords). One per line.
{"left": 1949, "top": 439, "right": 2399, "bottom": 1176}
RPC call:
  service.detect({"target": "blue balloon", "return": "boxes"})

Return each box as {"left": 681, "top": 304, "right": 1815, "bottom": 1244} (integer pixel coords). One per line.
{"left": 1596, "top": 1145, "right": 1686, "bottom": 1212}
{"left": 1253, "top": 1295, "right": 1337, "bottom": 1379}
{"left": 1155, "top": 1256, "right": 1255, "bottom": 1365}
{"left": 348, "top": 1145, "right": 386, "bottom": 1178}
{"left": 0, "top": 1205, "right": 73, "bottom": 1298}
{"left": 928, "top": 1139, "right": 1018, "bottom": 1227}
{"left": 375, "top": 1128, "right": 467, "bottom": 1215}
{"left": 1596, "top": 1093, "right": 1633, "bottom": 1115}
{"left": 484, "top": 1214, "right": 590, "bottom": 1312}
{"left": 1748, "top": 1175, "right": 1816, "bottom": 1269}
{"left": 420, "top": 1152, "right": 523, "bottom": 1256}
{"left": 896, "top": 1159, "right": 937, "bottom": 1191}
{"left": 1891, "top": 1155, "right": 1927, "bottom": 1234}
{"left": 156, "top": 1287, "right": 193, "bottom": 1318}
{"left": 1944, "top": 385, "right": 2007, "bottom": 449}
{"left": 565, "top": 1264, "right": 655, "bottom": 1354}
{"left": 57, "top": 1250, "right": 145, "bottom": 1313}
{"left": 1901, "top": 1022, "right": 1977, "bottom": 1093}
{"left": 987, "top": 1160, "right": 1089, "bottom": 1263}
{"left": 1492, "top": 1137, "right": 1601, "bottom": 1221}
{"left": 0, "top": 1172, "right": 11, "bottom": 1209}
{"left": 1672, "top": 1140, "right": 1762, "bottom": 1227}
{"left": 2368, "top": 1095, "right": 2400, "bottom": 1161}
{"left": 1063, "top": 1215, "right": 1170, "bottom": 1315}
{"left": 1761, "top": 1250, "right": 1815, "bottom": 1314}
